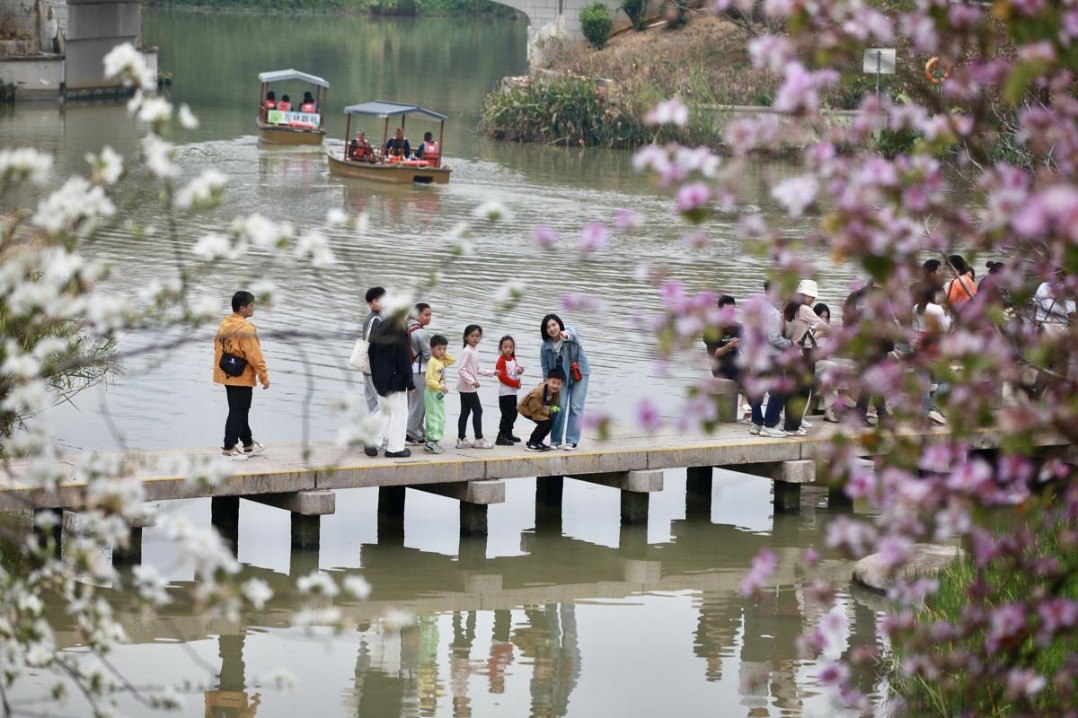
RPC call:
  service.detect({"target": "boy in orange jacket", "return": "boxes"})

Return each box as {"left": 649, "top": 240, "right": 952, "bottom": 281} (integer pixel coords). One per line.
{"left": 213, "top": 291, "right": 270, "bottom": 460}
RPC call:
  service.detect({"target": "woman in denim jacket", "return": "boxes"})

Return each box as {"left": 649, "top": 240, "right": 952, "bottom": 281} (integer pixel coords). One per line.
{"left": 539, "top": 313, "right": 591, "bottom": 450}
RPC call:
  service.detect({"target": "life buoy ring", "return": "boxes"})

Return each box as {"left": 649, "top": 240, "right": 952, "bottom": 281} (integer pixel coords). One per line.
{"left": 925, "top": 57, "right": 951, "bottom": 84}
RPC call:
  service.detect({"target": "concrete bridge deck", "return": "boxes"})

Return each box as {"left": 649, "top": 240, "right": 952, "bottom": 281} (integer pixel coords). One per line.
{"left": 0, "top": 421, "right": 1062, "bottom": 514}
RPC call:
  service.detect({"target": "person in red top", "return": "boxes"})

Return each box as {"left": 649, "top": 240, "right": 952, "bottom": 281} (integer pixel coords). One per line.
{"left": 300, "top": 91, "right": 316, "bottom": 113}
{"left": 277, "top": 94, "right": 292, "bottom": 112}
{"left": 495, "top": 335, "right": 525, "bottom": 445}
{"left": 263, "top": 90, "right": 277, "bottom": 111}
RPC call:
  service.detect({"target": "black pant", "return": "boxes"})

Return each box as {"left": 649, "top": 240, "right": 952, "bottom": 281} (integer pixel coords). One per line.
{"left": 529, "top": 419, "right": 552, "bottom": 444}
{"left": 498, "top": 395, "right": 518, "bottom": 437}
{"left": 458, "top": 392, "right": 484, "bottom": 440}
{"left": 223, "top": 385, "right": 253, "bottom": 449}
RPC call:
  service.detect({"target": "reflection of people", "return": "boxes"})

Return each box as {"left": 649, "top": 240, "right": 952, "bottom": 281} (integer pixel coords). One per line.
{"left": 348, "top": 130, "right": 375, "bottom": 163}
{"left": 214, "top": 291, "right": 270, "bottom": 460}
{"left": 204, "top": 634, "right": 261, "bottom": 718}
{"left": 539, "top": 314, "right": 590, "bottom": 450}
{"left": 385, "top": 128, "right": 411, "bottom": 159}
{"left": 511, "top": 604, "right": 581, "bottom": 718}
{"left": 416, "top": 131, "right": 440, "bottom": 165}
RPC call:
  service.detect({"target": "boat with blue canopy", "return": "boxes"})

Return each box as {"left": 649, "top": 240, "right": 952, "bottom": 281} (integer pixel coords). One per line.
{"left": 326, "top": 100, "right": 451, "bottom": 184}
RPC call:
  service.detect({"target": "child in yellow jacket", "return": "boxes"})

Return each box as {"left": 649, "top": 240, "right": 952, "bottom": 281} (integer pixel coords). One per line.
{"left": 423, "top": 335, "right": 455, "bottom": 454}
{"left": 517, "top": 368, "right": 565, "bottom": 452}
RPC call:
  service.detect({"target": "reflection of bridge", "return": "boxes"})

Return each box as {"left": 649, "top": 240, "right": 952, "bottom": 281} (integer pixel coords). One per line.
{"left": 43, "top": 496, "right": 872, "bottom": 717}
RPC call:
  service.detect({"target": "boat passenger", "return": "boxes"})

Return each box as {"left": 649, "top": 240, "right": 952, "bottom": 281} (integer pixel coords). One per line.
{"left": 416, "top": 131, "right": 440, "bottom": 166}
{"left": 278, "top": 94, "right": 292, "bottom": 112}
{"left": 300, "top": 91, "right": 316, "bottom": 113}
{"left": 263, "top": 90, "right": 277, "bottom": 111}
{"left": 385, "top": 128, "right": 411, "bottom": 160}
{"left": 348, "top": 130, "right": 375, "bottom": 163}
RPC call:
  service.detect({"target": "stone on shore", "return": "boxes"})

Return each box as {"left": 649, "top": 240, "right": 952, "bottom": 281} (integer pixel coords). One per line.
{"left": 852, "top": 543, "right": 965, "bottom": 593}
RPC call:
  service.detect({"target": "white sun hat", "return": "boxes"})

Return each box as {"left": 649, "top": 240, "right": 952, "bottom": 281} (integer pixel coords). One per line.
{"left": 796, "top": 279, "right": 819, "bottom": 297}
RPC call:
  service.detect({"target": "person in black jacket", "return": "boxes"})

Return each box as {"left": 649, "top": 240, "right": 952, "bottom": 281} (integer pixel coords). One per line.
{"left": 366, "top": 312, "right": 415, "bottom": 458}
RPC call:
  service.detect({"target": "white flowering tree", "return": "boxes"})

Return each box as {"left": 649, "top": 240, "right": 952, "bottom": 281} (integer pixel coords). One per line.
{"left": 618, "top": 0, "right": 1078, "bottom": 713}
{"left": 0, "top": 45, "right": 390, "bottom": 715}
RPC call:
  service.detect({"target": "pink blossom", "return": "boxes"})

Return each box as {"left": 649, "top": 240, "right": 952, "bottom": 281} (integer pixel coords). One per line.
{"left": 739, "top": 548, "right": 778, "bottom": 597}
{"left": 532, "top": 224, "right": 558, "bottom": 249}
{"left": 613, "top": 208, "right": 644, "bottom": 230}
{"left": 986, "top": 604, "right": 1027, "bottom": 652}
{"left": 578, "top": 223, "right": 609, "bottom": 254}
{"left": 636, "top": 398, "right": 662, "bottom": 432}
{"left": 770, "top": 175, "right": 818, "bottom": 218}
{"left": 560, "top": 293, "right": 604, "bottom": 312}
{"left": 644, "top": 99, "right": 688, "bottom": 127}
{"left": 1036, "top": 598, "right": 1078, "bottom": 645}
{"left": 676, "top": 182, "right": 711, "bottom": 213}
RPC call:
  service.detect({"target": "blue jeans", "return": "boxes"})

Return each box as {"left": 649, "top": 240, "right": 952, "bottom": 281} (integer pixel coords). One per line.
{"left": 750, "top": 391, "right": 785, "bottom": 428}
{"left": 551, "top": 373, "right": 589, "bottom": 445}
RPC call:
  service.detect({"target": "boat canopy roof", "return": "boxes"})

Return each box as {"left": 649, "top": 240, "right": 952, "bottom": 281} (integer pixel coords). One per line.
{"left": 258, "top": 69, "right": 330, "bottom": 88}
{"left": 342, "top": 100, "right": 448, "bottom": 122}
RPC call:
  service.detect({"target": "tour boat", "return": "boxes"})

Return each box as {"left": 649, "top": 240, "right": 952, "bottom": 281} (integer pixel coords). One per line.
{"left": 256, "top": 69, "right": 329, "bottom": 146}
{"left": 326, "top": 100, "right": 452, "bottom": 185}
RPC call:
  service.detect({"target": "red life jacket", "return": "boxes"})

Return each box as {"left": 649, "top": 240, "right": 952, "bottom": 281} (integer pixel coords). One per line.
{"left": 264, "top": 100, "right": 276, "bottom": 110}
{"left": 277, "top": 101, "right": 292, "bottom": 111}
{"left": 301, "top": 102, "right": 315, "bottom": 113}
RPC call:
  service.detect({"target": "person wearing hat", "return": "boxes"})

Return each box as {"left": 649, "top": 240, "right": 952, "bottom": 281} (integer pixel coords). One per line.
{"left": 781, "top": 279, "right": 831, "bottom": 436}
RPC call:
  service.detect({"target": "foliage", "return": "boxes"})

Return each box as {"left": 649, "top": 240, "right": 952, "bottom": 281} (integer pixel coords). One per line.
{"left": 661, "top": 0, "right": 689, "bottom": 30}
{"left": 620, "top": 0, "right": 647, "bottom": 31}
{"left": 889, "top": 514, "right": 1078, "bottom": 715}
{"left": 580, "top": 2, "right": 613, "bottom": 50}
{"left": 480, "top": 76, "right": 650, "bottom": 148}
{"left": 624, "top": 0, "right": 1078, "bottom": 713}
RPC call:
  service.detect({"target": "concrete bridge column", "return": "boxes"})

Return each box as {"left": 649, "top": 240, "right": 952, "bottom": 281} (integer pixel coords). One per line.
{"left": 738, "top": 460, "right": 816, "bottom": 513}
{"left": 685, "top": 466, "right": 713, "bottom": 520}
{"left": 210, "top": 496, "right": 240, "bottom": 554}
{"left": 414, "top": 480, "right": 505, "bottom": 537}
{"left": 570, "top": 469, "right": 663, "bottom": 525}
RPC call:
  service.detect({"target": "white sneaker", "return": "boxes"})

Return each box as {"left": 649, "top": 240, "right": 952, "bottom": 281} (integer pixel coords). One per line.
{"left": 748, "top": 424, "right": 762, "bottom": 435}
{"left": 563, "top": 443, "right": 578, "bottom": 451}
{"left": 455, "top": 438, "right": 473, "bottom": 449}
{"left": 790, "top": 427, "right": 808, "bottom": 437}
{"left": 472, "top": 438, "right": 494, "bottom": 449}
{"left": 927, "top": 410, "right": 946, "bottom": 425}
{"left": 221, "top": 446, "right": 248, "bottom": 461}
{"left": 823, "top": 408, "right": 839, "bottom": 423}
{"left": 801, "top": 419, "right": 813, "bottom": 429}
{"left": 244, "top": 441, "right": 265, "bottom": 455}
{"left": 760, "top": 426, "right": 788, "bottom": 438}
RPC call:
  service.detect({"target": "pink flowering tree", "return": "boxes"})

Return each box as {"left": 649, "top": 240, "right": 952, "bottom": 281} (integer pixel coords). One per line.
{"left": 622, "top": 0, "right": 1078, "bottom": 713}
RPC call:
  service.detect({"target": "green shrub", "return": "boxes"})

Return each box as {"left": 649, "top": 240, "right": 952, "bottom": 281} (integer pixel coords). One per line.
{"left": 580, "top": 2, "right": 612, "bottom": 50}
{"left": 620, "top": 0, "right": 646, "bottom": 30}
{"left": 661, "top": 0, "right": 688, "bottom": 29}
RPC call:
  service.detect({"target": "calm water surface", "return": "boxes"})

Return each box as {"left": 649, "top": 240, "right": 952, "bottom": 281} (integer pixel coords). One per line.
{"left": 2, "top": 10, "right": 882, "bottom": 717}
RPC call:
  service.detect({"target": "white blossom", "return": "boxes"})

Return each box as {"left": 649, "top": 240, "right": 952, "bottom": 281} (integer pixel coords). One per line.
{"left": 293, "top": 230, "right": 337, "bottom": 267}
{"left": 472, "top": 201, "right": 511, "bottom": 221}
{"left": 242, "top": 578, "right": 274, "bottom": 609}
{"left": 644, "top": 99, "right": 689, "bottom": 127}
{"left": 297, "top": 572, "right": 340, "bottom": 597}
{"left": 32, "top": 176, "right": 116, "bottom": 235}
{"left": 771, "top": 174, "right": 819, "bottom": 218}
{"left": 343, "top": 575, "right": 372, "bottom": 600}
{"left": 102, "top": 42, "right": 155, "bottom": 91}
{"left": 85, "top": 146, "right": 124, "bottom": 185}
{"left": 174, "top": 169, "right": 228, "bottom": 210}
{"left": 132, "top": 565, "right": 173, "bottom": 606}
{"left": 178, "top": 103, "right": 199, "bottom": 129}
{"left": 192, "top": 233, "right": 236, "bottom": 261}
{"left": 0, "top": 147, "right": 53, "bottom": 185}
{"left": 142, "top": 135, "right": 179, "bottom": 180}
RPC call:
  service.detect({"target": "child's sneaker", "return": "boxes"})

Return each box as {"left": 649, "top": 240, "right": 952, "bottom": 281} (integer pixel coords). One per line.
{"left": 424, "top": 440, "right": 440, "bottom": 453}
{"left": 495, "top": 435, "right": 514, "bottom": 446}
{"left": 244, "top": 441, "right": 265, "bottom": 455}
{"left": 455, "top": 438, "right": 472, "bottom": 449}
{"left": 562, "top": 443, "right": 578, "bottom": 451}
{"left": 760, "top": 426, "right": 788, "bottom": 438}
{"left": 748, "top": 424, "right": 762, "bottom": 435}
{"left": 221, "top": 446, "right": 248, "bottom": 461}
{"left": 508, "top": 435, "right": 522, "bottom": 443}
{"left": 472, "top": 438, "right": 494, "bottom": 449}
{"left": 525, "top": 441, "right": 551, "bottom": 451}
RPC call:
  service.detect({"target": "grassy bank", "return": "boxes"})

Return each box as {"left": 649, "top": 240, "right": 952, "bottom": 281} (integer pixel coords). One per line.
{"left": 888, "top": 514, "right": 1078, "bottom": 715}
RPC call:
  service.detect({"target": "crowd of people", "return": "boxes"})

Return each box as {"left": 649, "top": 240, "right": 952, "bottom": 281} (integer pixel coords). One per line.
{"left": 704, "top": 256, "right": 1075, "bottom": 437}
{"left": 347, "top": 129, "right": 441, "bottom": 166}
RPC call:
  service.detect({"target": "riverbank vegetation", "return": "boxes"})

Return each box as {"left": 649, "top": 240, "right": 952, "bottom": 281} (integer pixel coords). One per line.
{"left": 888, "top": 515, "right": 1078, "bottom": 715}
{"left": 145, "top": 0, "right": 520, "bottom": 17}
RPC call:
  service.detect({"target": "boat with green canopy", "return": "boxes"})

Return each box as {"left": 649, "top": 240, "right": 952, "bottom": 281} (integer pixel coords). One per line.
{"left": 257, "top": 69, "right": 329, "bottom": 146}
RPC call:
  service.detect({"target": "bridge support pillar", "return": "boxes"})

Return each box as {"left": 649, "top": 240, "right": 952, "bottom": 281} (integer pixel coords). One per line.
{"left": 210, "top": 497, "right": 240, "bottom": 554}
{"left": 737, "top": 460, "right": 815, "bottom": 513}
{"left": 685, "top": 466, "right": 713, "bottom": 520}
{"left": 413, "top": 480, "right": 505, "bottom": 537}
{"left": 570, "top": 470, "right": 662, "bottom": 525}
{"left": 536, "top": 475, "right": 564, "bottom": 506}
{"left": 378, "top": 486, "right": 406, "bottom": 517}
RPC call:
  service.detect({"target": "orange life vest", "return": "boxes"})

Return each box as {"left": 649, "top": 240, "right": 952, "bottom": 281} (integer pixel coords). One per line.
{"left": 264, "top": 100, "right": 276, "bottom": 110}
{"left": 277, "top": 101, "right": 291, "bottom": 111}
{"left": 422, "top": 141, "right": 440, "bottom": 165}
{"left": 300, "top": 102, "right": 315, "bottom": 113}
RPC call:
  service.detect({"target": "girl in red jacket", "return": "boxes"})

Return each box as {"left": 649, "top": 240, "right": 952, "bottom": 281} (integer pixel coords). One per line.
{"left": 495, "top": 336, "right": 525, "bottom": 445}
